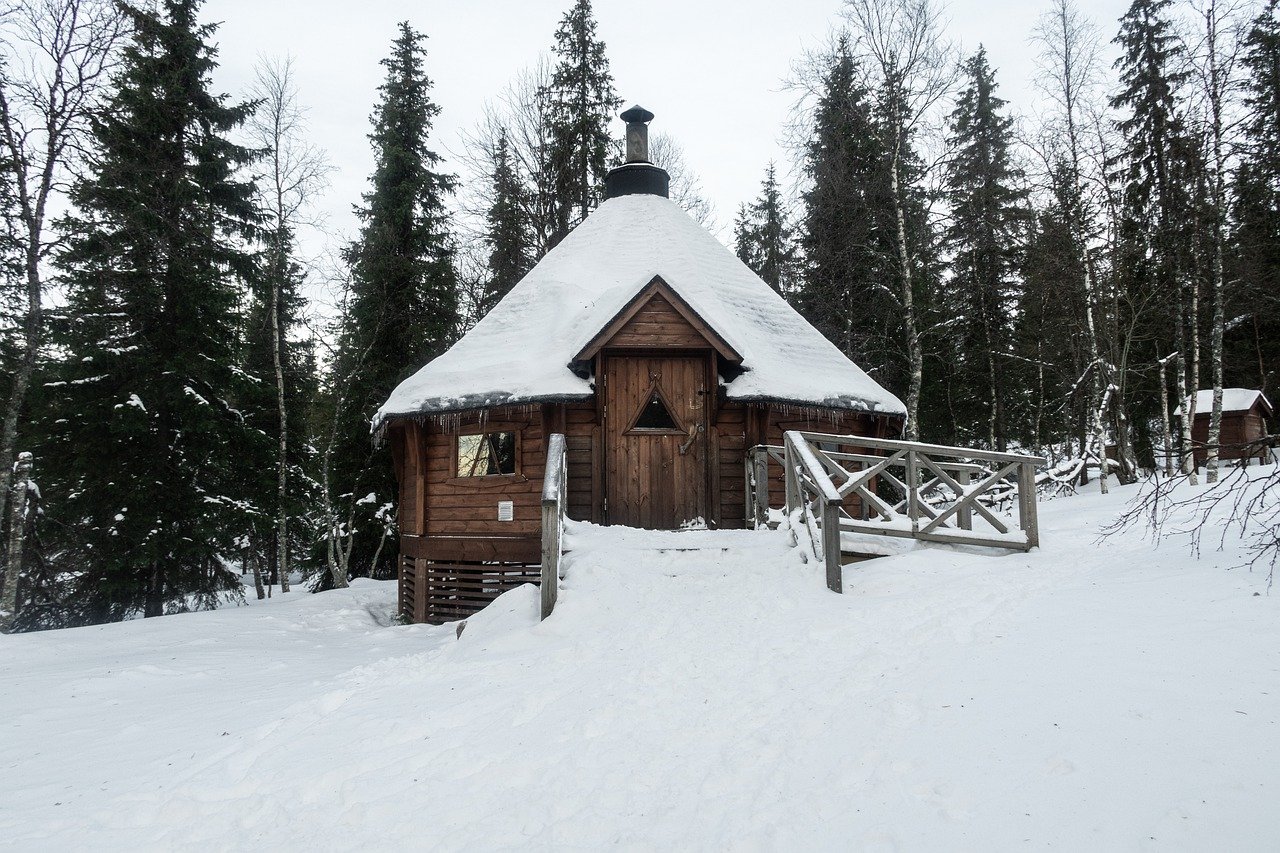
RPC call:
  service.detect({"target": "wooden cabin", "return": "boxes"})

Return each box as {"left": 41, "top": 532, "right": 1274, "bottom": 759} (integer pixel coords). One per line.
{"left": 1177, "top": 388, "right": 1274, "bottom": 467}
{"left": 376, "top": 107, "right": 906, "bottom": 624}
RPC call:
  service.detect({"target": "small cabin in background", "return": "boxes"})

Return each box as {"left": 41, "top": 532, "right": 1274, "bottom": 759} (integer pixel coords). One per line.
{"left": 1177, "top": 388, "right": 1274, "bottom": 466}
{"left": 375, "top": 107, "right": 906, "bottom": 624}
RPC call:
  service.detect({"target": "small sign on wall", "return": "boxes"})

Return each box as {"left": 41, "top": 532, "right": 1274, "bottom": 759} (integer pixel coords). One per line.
{"left": 497, "top": 500, "right": 514, "bottom": 522}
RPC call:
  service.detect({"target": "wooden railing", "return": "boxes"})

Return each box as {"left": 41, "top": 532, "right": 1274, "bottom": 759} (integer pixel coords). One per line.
{"left": 748, "top": 431, "right": 1046, "bottom": 592}
{"left": 540, "top": 432, "right": 567, "bottom": 620}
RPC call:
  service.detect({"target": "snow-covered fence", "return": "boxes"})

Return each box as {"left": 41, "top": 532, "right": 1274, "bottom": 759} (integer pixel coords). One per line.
{"left": 749, "top": 433, "right": 1046, "bottom": 591}
{"left": 540, "top": 433, "right": 567, "bottom": 620}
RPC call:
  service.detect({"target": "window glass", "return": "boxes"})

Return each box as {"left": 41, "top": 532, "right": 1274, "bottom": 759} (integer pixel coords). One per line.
{"left": 632, "top": 391, "right": 679, "bottom": 430}
{"left": 456, "top": 431, "right": 516, "bottom": 477}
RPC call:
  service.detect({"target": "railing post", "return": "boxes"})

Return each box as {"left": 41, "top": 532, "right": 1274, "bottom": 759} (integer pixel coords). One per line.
{"left": 1018, "top": 460, "right": 1039, "bottom": 550}
{"left": 905, "top": 449, "right": 920, "bottom": 535}
{"left": 822, "top": 495, "right": 843, "bottom": 593}
{"left": 784, "top": 436, "right": 800, "bottom": 518}
{"left": 956, "top": 467, "right": 972, "bottom": 530}
{"left": 540, "top": 497, "right": 558, "bottom": 620}
{"left": 540, "top": 433, "right": 566, "bottom": 620}
{"left": 753, "top": 448, "right": 770, "bottom": 528}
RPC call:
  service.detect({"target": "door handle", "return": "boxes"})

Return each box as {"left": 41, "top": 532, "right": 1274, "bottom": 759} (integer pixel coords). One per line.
{"left": 678, "top": 423, "right": 704, "bottom": 455}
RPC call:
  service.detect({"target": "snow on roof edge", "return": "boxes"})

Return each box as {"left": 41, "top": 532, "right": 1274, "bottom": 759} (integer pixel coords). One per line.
{"left": 375, "top": 195, "right": 906, "bottom": 431}
{"left": 1174, "top": 388, "right": 1273, "bottom": 417}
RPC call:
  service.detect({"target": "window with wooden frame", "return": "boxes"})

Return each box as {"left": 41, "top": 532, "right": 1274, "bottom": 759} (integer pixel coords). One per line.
{"left": 626, "top": 384, "right": 685, "bottom": 435}
{"left": 455, "top": 430, "right": 518, "bottom": 477}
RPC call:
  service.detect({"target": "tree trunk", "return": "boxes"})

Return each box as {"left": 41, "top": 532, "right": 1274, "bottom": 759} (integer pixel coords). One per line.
{"left": 249, "top": 544, "right": 265, "bottom": 601}
{"left": 0, "top": 204, "right": 45, "bottom": 541}
{"left": 270, "top": 246, "right": 290, "bottom": 594}
{"left": 1176, "top": 345, "right": 1196, "bottom": 480}
{"left": 1, "top": 452, "right": 34, "bottom": 632}
{"left": 889, "top": 118, "right": 923, "bottom": 442}
{"left": 144, "top": 562, "right": 164, "bottom": 618}
{"left": 1159, "top": 353, "right": 1175, "bottom": 477}
{"left": 1204, "top": 0, "right": 1227, "bottom": 485}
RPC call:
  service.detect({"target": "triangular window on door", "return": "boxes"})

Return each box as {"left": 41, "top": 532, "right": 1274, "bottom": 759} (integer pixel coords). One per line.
{"left": 631, "top": 389, "right": 680, "bottom": 431}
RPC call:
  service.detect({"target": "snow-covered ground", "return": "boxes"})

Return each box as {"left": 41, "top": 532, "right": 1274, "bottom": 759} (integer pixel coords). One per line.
{"left": 2, "top": 473, "right": 1278, "bottom": 850}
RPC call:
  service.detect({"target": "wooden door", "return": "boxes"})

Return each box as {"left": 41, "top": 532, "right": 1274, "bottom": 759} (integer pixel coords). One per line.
{"left": 604, "top": 354, "right": 709, "bottom": 528}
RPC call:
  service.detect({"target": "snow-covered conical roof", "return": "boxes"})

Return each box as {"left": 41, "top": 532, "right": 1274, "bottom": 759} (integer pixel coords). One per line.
{"left": 375, "top": 193, "right": 906, "bottom": 429}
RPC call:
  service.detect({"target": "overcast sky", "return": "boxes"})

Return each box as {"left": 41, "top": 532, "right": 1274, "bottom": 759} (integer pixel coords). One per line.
{"left": 201, "top": 0, "right": 1131, "bottom": 265}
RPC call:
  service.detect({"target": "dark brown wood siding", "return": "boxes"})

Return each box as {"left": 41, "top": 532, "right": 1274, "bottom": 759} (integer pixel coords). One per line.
{"left": 603, "top": 292, "right": 718, "bottom": 350}
{"left": 1191, "top": 405, "right": 1271, "bottom": 464}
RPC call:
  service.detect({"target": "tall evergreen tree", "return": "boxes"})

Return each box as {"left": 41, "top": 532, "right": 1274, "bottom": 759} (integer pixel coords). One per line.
{"left": 328, "top": 22, "right": 457, "bottom": 581}
{"left": 942, "top": 47, "right": 1027, "bottom": 451}
{"left": 39, "top": 0, "right": 260, "bottom": 623}
{"left": 797, "top": 39, "right": 892, "bottom": 365}
{"left": 478, "top": 128, "right": 532, "bottom": 318}
{"left": 542, "top": 0, "right": 620, "bottom": 247}
{"left": 1233, "top": 0, "right": 1280, "bottom": 397}
{"left": 735, "top": 163, "right": 798, "bottom": 295}
{"left": 1015, "top": 162, "right": 1091, "bottom": 456}
{"left": 1111, "top": 0, "right": 1198, "bottom": 475}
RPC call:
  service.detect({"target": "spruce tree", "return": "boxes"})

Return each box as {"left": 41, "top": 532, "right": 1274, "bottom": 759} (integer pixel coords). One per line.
{"left": 942, "top": 47, "right": 1027, "bottom": 451}
{"left": 797, "top": 39, "right": 890, "bottom": 362}
{"left": 1015, "top": 163, "right": 1092, "bottom": 455}
{"left": 478, "top": 129, "right": 532, "bottom": 318}
{"left": 1233, "top": 0, "right": 1280, "bottom": 395}
{"left": 40, "top": 0, "right": 260, "bottom": 622}
{"left": 732, "top": 204, "right": 753, "bottom": 268}
{"left": 543, "top": 0, "right": 620, "bottom": 247}
{"left": 329, "top": 22, "right": 457, "bottom": 581}
{"left": 1111, "top": 0, "right": 1198, "bottom": 474}
{"left": 735, "top": 163, "right": 798, "bottom": 295}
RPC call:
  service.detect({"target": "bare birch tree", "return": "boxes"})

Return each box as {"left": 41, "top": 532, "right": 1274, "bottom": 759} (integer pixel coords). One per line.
{"left": 247, "top": 56, "right": 330, "bottom": 595}
{"left": 1031, "top": 0, "right": 1114, "bottom": 493}
{"left": 457, "top": 60, "right": 561, "bottom": 260}
{"left": 843, "top": 0, "right": 955, "bottom": 441}
{"left": 1188, "top": 0, "right": 1245, "bottom": 483}
{"left": 648, "top": 131, "right": 717, "bottom": 231}
{"left": 0, "top": 0, "right": 121, "bottom": 602}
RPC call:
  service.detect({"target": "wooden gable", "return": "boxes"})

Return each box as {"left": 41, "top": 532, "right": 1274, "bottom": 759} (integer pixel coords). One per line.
{"left": 574, "top": 276, "right": 742, "bottom": 362}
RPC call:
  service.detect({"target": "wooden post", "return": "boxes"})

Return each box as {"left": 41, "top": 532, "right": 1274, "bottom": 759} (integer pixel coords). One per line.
{"left": 541, "top": 433, "right": 567, "bottom": 620}
{"left": 956, "top": 467, "right": 972, "bottom": 530}
{"left": 905, "top": 449, "right": 920, "bottom": 535}
{"left": 783, "top": 438, "right": 799, "bottom": 518}
{"left": 540, "top": 498, "right": 559, "bottom": 620}
{"left": 822, "top": 495, "right": 843, "bottom": 593}
{"left": 1018, "top": 461, "right": 1040, "bottom": 550}
{"left": 753, "top": 448, "right": 769, "bottom": 528}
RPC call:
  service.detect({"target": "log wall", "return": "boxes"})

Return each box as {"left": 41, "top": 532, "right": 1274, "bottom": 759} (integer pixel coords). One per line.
{"left": 392, "top": 400, "right": 893, "bottom": 622}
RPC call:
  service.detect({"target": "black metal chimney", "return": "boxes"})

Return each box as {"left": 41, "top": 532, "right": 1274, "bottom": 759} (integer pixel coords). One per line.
{"left": 604, "top": 105, "right": 670, "bottom": 199}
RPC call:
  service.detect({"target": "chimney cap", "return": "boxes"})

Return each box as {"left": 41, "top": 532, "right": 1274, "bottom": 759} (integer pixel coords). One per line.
{"left": 620, "top": 104, "right": 654, "bottom": 124}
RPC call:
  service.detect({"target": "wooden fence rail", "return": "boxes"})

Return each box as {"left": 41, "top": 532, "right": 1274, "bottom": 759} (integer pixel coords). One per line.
{"left": 748, "top": 431, "right": 1046, "bottom": 593}
{"left": 540, "top": 433, "right": 567, "bottom": 620}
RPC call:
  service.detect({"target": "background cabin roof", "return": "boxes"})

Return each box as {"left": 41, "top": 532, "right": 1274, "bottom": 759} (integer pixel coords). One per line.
{"left": 1175, "top": 388, "right": 1273, "bottom": 417}
{"left": 376, "top": 193, "right": 906, "bottom": 428}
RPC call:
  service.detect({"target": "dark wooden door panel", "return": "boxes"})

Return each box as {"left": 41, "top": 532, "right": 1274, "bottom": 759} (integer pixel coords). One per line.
{"left": 604, "top": 354, "right": 709, "bottom": 528}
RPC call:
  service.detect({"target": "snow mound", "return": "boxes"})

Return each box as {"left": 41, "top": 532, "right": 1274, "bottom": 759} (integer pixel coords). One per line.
{"left": 3, "top": 476, "right": 1279, "bottom": 849}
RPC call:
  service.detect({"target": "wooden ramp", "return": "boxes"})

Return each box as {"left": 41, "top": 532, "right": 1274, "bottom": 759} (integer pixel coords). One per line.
{"left": 747, "top": 431, "right": 1045, "bottom": 592}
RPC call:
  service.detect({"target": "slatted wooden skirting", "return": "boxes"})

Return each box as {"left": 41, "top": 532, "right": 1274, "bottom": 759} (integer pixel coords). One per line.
{"left": 399, "top": 554, "right": 417, "bottom": 620}
{"left": 399, "top": 559, "right": 542, "bottom": 624}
